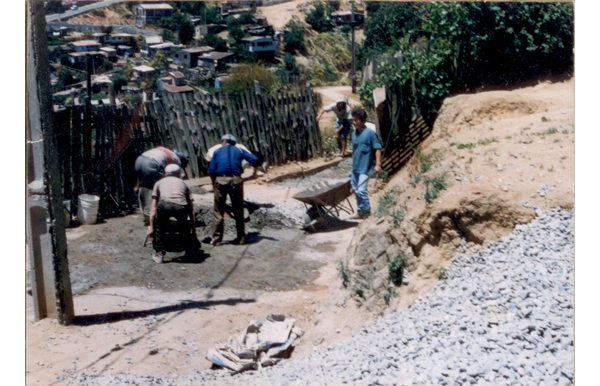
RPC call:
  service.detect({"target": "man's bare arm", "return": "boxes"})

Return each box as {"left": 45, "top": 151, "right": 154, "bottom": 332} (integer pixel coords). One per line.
{"left": 374, "top": 149, "right": 382, "bottom": 173}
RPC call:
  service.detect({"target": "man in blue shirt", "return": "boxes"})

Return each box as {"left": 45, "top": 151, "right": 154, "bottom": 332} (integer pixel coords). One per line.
{"left": 209, "top": 134, "right": 258, "bottom": 245}
{"left": 350, "top": 108, "right": 382, "bottom": 219}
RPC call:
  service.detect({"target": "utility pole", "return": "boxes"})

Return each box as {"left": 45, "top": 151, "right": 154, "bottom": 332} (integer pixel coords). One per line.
{"left": 350, "top": 1, "right": 356, "bottom": 94}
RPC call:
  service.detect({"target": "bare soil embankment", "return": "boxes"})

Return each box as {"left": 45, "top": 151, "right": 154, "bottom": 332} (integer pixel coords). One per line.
{"left": 345, "top": 78, "right": 574, "bottom": 312}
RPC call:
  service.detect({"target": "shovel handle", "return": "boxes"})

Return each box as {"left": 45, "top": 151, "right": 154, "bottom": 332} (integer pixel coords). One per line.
{"left": 143, "top": 234, "right": 149, "bottom": 247}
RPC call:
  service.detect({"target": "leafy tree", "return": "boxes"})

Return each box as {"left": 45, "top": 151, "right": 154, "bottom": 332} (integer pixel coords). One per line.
{"left": 284, "top": 20, "right": 304, "bottom": 53}
{"left": 238, "top": 11, "right": 256, "bottom": 25}
{"left": 200, "top": 33, "right": 228, "bottom": 52}
{"left": 179, "top": 16, "right": 195, "bottom": 45}
{"left": 149, "top": 50, "right": 169, "bottom": 71}
{"left": 223, "top": 63, "right": 280, "bottom": 95}
{"left": 305, "top": 1, "right": 333, "bottom": 33}
{"left": 283, "top": 54, "right": 299, "bottom": 76}
{"left": 111, "top": 73, "right": 128, "bottom": 92}
{"left": 162, "top": 29, "right": 175, "bottom": 43}
{"left": 45, "top": 1, "right": 64, "bottom": 15}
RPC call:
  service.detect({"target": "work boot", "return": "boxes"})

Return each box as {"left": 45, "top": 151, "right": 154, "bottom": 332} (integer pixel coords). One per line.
{"left": 233, "top": 236, "right": 248, "bottom": 245}
{"left": 153, "top": 251, "right": 164, "bottom": 264}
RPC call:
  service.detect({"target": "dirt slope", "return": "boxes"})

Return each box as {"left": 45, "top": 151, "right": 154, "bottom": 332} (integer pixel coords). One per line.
{"left": 346, "top": 78, "right": 574, "bottom": 311}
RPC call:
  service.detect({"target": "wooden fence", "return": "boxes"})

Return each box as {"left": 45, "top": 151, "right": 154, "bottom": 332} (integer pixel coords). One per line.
{"left": 54, "top": 85, "right": 322, "bottom": 218}
{"left": 364, "top": 41, "right": 438, "bottom": 174}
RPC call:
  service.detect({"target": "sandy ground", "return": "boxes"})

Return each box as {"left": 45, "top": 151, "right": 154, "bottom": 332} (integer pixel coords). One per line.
{"left": 257, "top": 0, "right": 308, "bottom": 30}
{"left": 26, "top": 77, "right": 574, "bottom": 385}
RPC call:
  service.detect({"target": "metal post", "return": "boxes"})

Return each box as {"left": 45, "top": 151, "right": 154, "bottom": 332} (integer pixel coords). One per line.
{"left": 27, "top": 0, "right": 74, "bottom": 325}
{"left": 350, "top": 1, "right": 356, "bottom": 94}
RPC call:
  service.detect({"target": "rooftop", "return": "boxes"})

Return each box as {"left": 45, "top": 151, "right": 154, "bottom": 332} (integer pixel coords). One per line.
{"left": 137, "top": 4, "right": 174, "bottom": 10}
{"left": 162, "top": 84, "right": 194, "bottom": 93}
{"left": 182, "top": 46, "right": 214, "bottom": 54}
{"left": 72, "top": 40, "right": 101, "bottom": 46}
{"left": 169, "top": 71, "right": 185, "bottom": 78}
{"left": 133, "top": 65, "right": 156, "bottom": 72}
{"left": 201, "top": 52, "right": 235, "bottom": 60}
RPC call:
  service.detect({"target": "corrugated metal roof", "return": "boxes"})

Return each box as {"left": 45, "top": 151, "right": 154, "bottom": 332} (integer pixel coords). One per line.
{"left": 137, "top": 4, "right": 173, "bottom": 10}
{"left": 133, "top": 65, "right": 156, "bottom": 72}
{"left": 72, "top": 40, "right": 101, "bottom": 46}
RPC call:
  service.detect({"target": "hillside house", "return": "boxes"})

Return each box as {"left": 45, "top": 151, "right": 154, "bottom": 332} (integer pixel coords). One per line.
{"left": 91, "top": 33, "right": 106, "bottom": 43}
{"left": 330, "top": 10, "right": 365, "bottom": 25}
{"left": 197, "top": 52, "right": 236, "bottom": 72}
{"left": 71, "top": 40, "right": 101, "bottom": 53}
{"left": 172, "top": 46, "right": 213, "bottom": 68}
{"left": 92, "top": 75, "right": 112, "bottom": 93}
{"left": 135, "top": 3, "right": 174, "bottom": 26}
{"left": 68, "top": 52, "right": 87, "bottom": 65}
{"left": 158, "top": 81, "right": 194, "bottom": 95}
{"left": 105, "top": 34, "right": 133, "bottom": 46}
{"left": 133, "top": 65, "right": 156, "bottom": 79}
{"left": 100, "top": 47, "right": 117, "bottom": 61}
{"left": 160, "top": 71, "right": 186, "bottom": 86}
{"left": 117, "top": 45, "right": 135, "bottom": 56}
{"left": 149, "top": 42, "right": 175, "bottom": 55}
{"left": 241, "top": 36, "right": 277, "bottom": 59}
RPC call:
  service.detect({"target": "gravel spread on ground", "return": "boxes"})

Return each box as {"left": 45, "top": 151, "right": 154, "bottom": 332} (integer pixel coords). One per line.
{"left": 61, "top": 206, "right": 574, "bottom": 386}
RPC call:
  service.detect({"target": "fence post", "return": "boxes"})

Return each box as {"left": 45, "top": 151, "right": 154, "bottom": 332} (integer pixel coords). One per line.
{"left": 27, "top": 0, "right": 74, "bottom": 325}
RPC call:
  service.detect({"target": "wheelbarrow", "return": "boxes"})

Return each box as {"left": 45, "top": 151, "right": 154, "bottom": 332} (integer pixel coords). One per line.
{"left": 293, "top": 178, "right": 354, "bottom": 229}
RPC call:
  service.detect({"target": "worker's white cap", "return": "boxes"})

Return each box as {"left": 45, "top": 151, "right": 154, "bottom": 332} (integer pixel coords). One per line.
{"left": 165, "top": 164, "right": 181, "bottom": 176}
{"left": 221, "top": 133, "right": 237, "bottom": 143}
{"left": 336, "top": 96, "right": 347, "bottom": 103}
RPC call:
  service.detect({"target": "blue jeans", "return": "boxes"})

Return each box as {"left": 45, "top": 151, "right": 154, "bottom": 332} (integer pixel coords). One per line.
{"left": 351, "top": 171, "right": 372, "bottom": 213}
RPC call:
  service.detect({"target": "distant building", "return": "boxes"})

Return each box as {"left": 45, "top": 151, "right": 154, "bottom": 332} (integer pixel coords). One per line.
{"left": 133, "top": 65, "right": 156, "bottom": 79}
{"left": 135, "top": 3, "right": 174, "bottom": 26}
{"left": 91, "top": 33, "right": 106, "bottom": 44}
{"left": 117, "top": 45, "right": 135, "bottom": 56}
{"left": 148, "top": 42, "right": 175, "bottom": 56}
{"left": 330, "top": 10, "right": 365, "bottom": 25}
{"left": 68, "top": 52, "right": 88, "bottom": 65}
{"left": 161, "top": 71, "right": 186, "bottom": 86}
{"left": 158, "top": 81, "right": 194, "bottom": 95}
{"left": 71, "top": 40, "right": 101, "bottom": 53}
{"left": 197, "top": 52, "right": 236, "bottom": 72}
{"left": 104, "top": 34, "right": 133, "bottom": 46}
{"left": 241, "top": 36, "right": 277, "bottom": 59}
{"left": 172, "top": 46, "right": 213, "bottom": 68}
{"left": 100, "top": 47, "right": 117, "bottom": 61}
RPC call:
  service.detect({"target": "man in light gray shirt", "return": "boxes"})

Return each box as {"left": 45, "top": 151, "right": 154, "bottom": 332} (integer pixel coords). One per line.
{"left": 317, "top": 96, "right": 353, "bottom": 157}
{"left": 147, "top": 164, "right": 197, "bottom": 263}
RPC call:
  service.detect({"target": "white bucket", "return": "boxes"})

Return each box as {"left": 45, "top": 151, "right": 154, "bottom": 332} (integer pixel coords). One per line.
{"left": 63, "top": 200, "right": 71, "bottom": 227}
{"left": 77, "top": 194, "right": 100, "bottom": 224}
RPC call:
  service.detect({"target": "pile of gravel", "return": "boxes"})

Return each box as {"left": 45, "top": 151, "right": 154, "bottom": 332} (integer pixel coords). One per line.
{"left": 273, "top": 158, "right": 353, "bottom": 191}
{"left": 62, "top": 207, "right": 574, "bottom": 386}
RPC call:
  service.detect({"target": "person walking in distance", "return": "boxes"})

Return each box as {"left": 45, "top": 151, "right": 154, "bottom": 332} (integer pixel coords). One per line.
{"left": 349, "top": 108, "right": 382, "bottom": 219}
{"left": 209, "top": 134, "right": 258, "bottom": 246}
{"left": 316, "top": 96, "right": 353, "bottom": 157}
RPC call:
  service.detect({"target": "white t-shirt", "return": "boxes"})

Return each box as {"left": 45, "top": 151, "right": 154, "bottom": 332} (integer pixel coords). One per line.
{"left": 324, "top": 103, "right": 352, "bottom": 121}
{"left": 142, "top": 147, "right": 181, "bottom": 167}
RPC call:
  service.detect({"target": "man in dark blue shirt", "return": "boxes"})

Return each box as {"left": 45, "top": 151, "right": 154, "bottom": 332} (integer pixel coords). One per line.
{"left": 350, "top": 108, "right": 382, "bottom": 219}
{"left": 209, "top": 134, "right": 258, "bottom": 246}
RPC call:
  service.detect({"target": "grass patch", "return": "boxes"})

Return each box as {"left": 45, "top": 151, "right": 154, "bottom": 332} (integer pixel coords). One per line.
{"left": 413, "top": 147, "right": 442, "bottom": 173}
{"left": 477, "top": 137, "right": 499, "bottom": 146}
{"left": 412, "top": 173, "right": 422, "bottom": 187}
{"left": 424, "top": 174, "right": 448, "bottom": 203}
{"left": 562, "top": 129, "right": 569, "bottom": 134}
{"left": 375, "top": 191, "right": 397, "bottom": 217}
{"left": 390, "top": 210, "right": 405, "bottom": 227}
{"left": 505, "top": 135, "right": 512, "bottom": 140}
{"left": 435, "top": 267, "right": 447, "bottom": 280}
{"left": 337, "top": 259, "right": 349, "bottom": 288}
{"left": 553, "top": 138, "right": 562, "bottom": 143}
{"left": 450, "top": 142, "right": 475, "bottom": 149}
{"left": 541, "top": 116, "right": 549, "bottom": 122}
{"left": 383, "top": 286, "right": 399, "bottom": 306}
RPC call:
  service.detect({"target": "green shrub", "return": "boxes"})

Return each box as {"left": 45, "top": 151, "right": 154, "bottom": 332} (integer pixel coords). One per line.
{"left": 305, "top": 1, "right": 333, "bottom": 33}
{"left": 383, "top": 286, "right": 399, "bottom": 305}
{"left": 435, "top": 267, "right": 447, "bottom": 280}
{"left": 284, "top": 20, "right": 305, "bottom": 53}
{"left": 477, "top": 137, "right": 499, "bottom": 146}
{"left": 424, "top": 174, "right": 448, "bottom": 203}
{"left": 223, "top": 63, "right": 280, "bottom": 95}
{"left": 388, "top": 253, "right": 405, "bottom": 285}
{"left": 375, "top": 191, "right": 397, "bottom": 217}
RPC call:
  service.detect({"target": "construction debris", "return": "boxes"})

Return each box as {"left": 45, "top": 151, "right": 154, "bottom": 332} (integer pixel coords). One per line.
{"left": 206, "top": 314, "right": 304, "bottom": 373}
